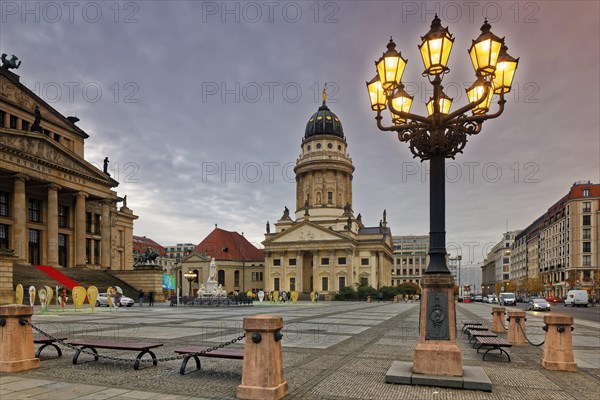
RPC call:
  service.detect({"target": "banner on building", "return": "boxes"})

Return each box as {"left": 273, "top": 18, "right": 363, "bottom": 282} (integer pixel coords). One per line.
{"left": 162, "top": 274, "right": 176, "bottom": 290}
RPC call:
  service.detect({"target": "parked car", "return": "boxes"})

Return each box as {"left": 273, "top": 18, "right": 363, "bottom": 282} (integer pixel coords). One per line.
{"left": 482, "top": 296, "right": 488, "bottom": 302}
{"left": 527, "top": 298, "right": 551, "bottom": 311}
{"left": 499, "top": 292, "right": 516, "bottom": 306}
{"left": 96, "top": 293, "right": 134, "bottom": 307}
{"left": 487, "top": 295, "right": 498, "bottom": 304}
{"left": 546, "top": 296, "right": 565, "bottom": 304}
{"left": 564, "top": 290, "right": 588, "bottom": 307}
{"left": 474, "top": 295, "right": 483, "bottom": 302}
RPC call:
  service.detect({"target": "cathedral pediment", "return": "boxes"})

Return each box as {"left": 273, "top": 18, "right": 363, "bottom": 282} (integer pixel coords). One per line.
{"left": 181, "top": 252, "right": 212, "bottom": 263}
{"left": 0, "top": 131, "right": 116, "bottom": 186}
{"left": 0, "top": 72, "right": 88, "bottom": 138}
{"left": 265, "top": 222, "right": 349, "bottom": 244}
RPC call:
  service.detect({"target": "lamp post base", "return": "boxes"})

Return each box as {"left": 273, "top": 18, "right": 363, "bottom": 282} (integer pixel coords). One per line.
{"left": 412, "top": 274, "right": 463, "bottom": 377}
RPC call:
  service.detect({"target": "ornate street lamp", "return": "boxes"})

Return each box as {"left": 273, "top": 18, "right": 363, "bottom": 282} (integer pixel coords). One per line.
{"left": 183, "top": 271, "right": 197, "bottom": 297}
{"left": 366, "top": 15, "right": 518, "bottom": 379}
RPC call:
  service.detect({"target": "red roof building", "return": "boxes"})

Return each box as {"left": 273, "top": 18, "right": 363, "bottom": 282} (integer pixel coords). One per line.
{"left": 193, "top": 228, "right": 264, "bottom": 262}
{"left": 133, "top": 235, "right": 167, "bottom": 256}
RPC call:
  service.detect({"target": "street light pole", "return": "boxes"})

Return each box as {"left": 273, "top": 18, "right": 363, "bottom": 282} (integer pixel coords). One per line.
{"left": 366, "top": 15, "right": 518, "bottom": 378}
{"left": 183, "top": 271, "right": 197, "bottom": 297}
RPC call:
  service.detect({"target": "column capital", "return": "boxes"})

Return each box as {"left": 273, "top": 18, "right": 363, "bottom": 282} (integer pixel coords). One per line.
{"left": 47, "top": 183, "right": 62, "bottom": 191}
{"left": 74, "top": 191, "right": 89, "bottom": 199}
{"left": 12, "top": 173, "right": 29, "bottom": 182}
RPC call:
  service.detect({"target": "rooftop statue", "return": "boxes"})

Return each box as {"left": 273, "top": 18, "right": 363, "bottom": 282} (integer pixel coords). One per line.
{"left": 1, "top": 54, "right": 21, "bottom": 70}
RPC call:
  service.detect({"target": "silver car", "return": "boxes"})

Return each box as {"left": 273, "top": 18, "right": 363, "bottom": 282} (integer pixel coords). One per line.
{"left": 96, "top": 293, "right": 134, "bottom": 307}
{"left": 527, "top": 298, "right": 551, "bottom": 311}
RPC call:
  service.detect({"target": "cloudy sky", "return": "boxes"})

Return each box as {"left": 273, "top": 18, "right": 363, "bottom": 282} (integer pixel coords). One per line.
{"left": 2, "top": 1, "right": 599, "bottom": 263}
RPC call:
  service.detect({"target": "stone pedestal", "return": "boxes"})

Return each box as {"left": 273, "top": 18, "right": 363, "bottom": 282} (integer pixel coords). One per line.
{"left": 491, "top": 307, "right": 506, "bottom": 333}
{"left": 412, "top": 274, "right": 462, "bottom": 377}
{"left": 541, "top": 314, "right": 577, "bottom": 372}
{"left": 237, "top": 315, "right": 288, "bottom": 400}
{"left": 507, "top": 310, "right": 527, "bottom": 345}
{"left": 205, "top": 280, "right": 217, "bottom": 296}
{"left": 0, "top": 305, "right": 40, "bottom": 372}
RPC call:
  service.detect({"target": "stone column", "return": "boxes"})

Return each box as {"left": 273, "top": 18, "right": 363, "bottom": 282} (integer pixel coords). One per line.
{"left": 491, "top": 306, "right": 506, "bottom": 333}
{"left": 12, "top": 174, "right": 29, "bottom": 264}
{"left": 237, "top": 316, "right": 288, "bottom": 399}
{"left": 541, "top": 314, "right": 577, "bottom": 371}
{"left": 507, "top": 310, "right": 527, "bottom": 346}
{"left": 312, "top": 251, "right": 319, "bottom": 292}
{"left": 297, "top": 252, "right": 303, "bottom": 292}
{"left": 74, "top": 192, "right": 88, "bottom": 267}
{"left": 100, "top": 200, "right": 111, "bottom": 268}
{"left": 46, "top": 184, "right": 60, "bottom": 267}
{"left": 412, "top": 274, "right": 462, "bottom": 377}
{"left": 0, "top": 305, "right": 40, "bottom": 372}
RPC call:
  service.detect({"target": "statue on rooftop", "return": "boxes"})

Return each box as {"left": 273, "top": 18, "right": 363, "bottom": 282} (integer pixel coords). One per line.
{"left": 1, "top": 54, "right": 21, "bottom": 70}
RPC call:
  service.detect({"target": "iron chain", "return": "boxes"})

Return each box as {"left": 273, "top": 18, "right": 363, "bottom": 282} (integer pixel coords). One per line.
{"left": 516, "top": 320, "right": 545, "bottom": 347}
{"left": 24, "top": 319, "right": 246, "bottom": 363}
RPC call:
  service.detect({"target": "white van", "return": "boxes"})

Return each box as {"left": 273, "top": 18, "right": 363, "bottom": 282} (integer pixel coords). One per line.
{"left": 564, "top": 290, "right": 588, "bottom": 307}
{"left": 499, "top": 292, "right": 516, "bottom": 306}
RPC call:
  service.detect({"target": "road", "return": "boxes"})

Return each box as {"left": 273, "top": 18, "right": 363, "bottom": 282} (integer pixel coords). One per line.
{"left": 468, "top": 300, "right": 600, "bottom": 323}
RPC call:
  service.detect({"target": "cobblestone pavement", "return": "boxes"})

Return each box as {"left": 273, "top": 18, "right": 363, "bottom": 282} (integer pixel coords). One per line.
{"left": 1, "top": 301, "right": 599, "bottom": 399}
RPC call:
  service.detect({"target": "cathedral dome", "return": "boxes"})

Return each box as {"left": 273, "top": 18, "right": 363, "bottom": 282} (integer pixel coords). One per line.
{"left": 305, "top": 102, "right": 344, "bottom": 139}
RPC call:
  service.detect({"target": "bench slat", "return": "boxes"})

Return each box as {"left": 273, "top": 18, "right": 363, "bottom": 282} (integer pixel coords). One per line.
{"left": 68, "top": 340, "right": 163, "bottom": 351}
{"left": 476, "top": 337, "right": 512, "bottom": 347}
{"left": 174, "top": 347, "right": 244, "bottom": 359}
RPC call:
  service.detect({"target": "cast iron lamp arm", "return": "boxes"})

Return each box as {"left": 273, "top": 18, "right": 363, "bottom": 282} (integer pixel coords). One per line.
{"left": 386, "top": 97, "right": 432, "bottom": 124}
{"left": 460, "top": 97, "right": 506, "bottom": 123}
{"left": 442, "top": 83, "right": 491, "bottom": 124}
{"left": 375, "top": 112, "right": 429, "bottom": 133}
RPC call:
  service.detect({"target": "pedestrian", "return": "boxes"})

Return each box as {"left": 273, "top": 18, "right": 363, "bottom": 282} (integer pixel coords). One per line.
{"left": 149, "top": 291, "right": 154, "bottom": 306}
{"left": 138, "top": 289, "right": 144, "bottom": 306}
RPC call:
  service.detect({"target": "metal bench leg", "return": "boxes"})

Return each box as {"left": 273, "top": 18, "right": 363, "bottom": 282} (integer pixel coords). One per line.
{"left": 482, "top": 347, "right": 511, "bottom": 362}
{"left": 36, "top": 343, "right": 63, "bottom": 358}
{"left": 179, "top": 355, "right": 201, "bottom": 375}
{"left": 73, "top": 346, "right": 98, "bottom": 365}
{"left": 134, "top": 350, "right": 158, "bottom": 370}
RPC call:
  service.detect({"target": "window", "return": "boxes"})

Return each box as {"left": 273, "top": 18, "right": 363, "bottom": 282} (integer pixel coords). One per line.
{"left": 583, "top": 255, "right": 591, "bottom": 266}
{"left": 0, "top": 192, "right": 8, "bottom": 217}
{"left": 94, "top": 239, "right": 100, "bottom": 264}
{"left": 0, "top": 110, "right": 5, "bottom": 127}
{"left": 290, "top": 277, "right": 296, "bottom": 291}
{"left": 338, "top": 257, "right": 346, "bottom": 265}
{"left": 86, "top": 212, "right": 92, "bottom": 233}
{"left": 58, "top": 205, "right": 68, "bottom": 228}
{"left": 9, "top": 115, "right": 17, "bottom": 129}
{"left": 503, "top": 257, "right": 510, "bottom": 264}
{"left": 322, "top": 277, "right": 328, "bottom": 291}
{"left": 338, "top": 276, "right": 346, "bottom": 289}
{"left": 28, "top": 229, "right": 40, "bottom": 265}
{"left": 218, "top": 270, "right": 225, "bottom": 285}
{"left": 0, "top": 224, "right": 9, "bottom": 249}
{"left": 28, "top": 198, "right": 41, "bottom": 222}
{"left": 321, "top": 257, "right": 329, "bottom": 265}
{"left": 58, "top": 233, "right": 68, "bottom": 267}
{"left": 234, "top": 270, "right": 240, "bottom": 287}
{"left": 583, "top": 228, "right": 591, "bottom": 240}
{"left": 583, "top": 242, "right": 591, "bottom": 253}
{"left": 583, "top": 202, "right": 591, "bottom": 212}
{"left": 273, "top": 258, "right": 281, "bottom": 266}
{"left": 360, "top": 277, "right": 368, "bottom": 286}
{"left": 583, "top": 188, "right": 590, "bottom": 197}
{"left": 274, "top": 278, "right": 280, "bottom": 291}
{"left": 327, "top": 191, "right": 333, "bottom": 204}
{"left": 252, "top": 272, "right": 263, "bottom": 282}
{"left": 94, "top": 214, "right": 101, "bottom": 234}
{"left": 86, "top": 239, "right": 92, "bottom": 263}
{"left": 361, "top": 258, "right": 369, "bottom": 266}
{"left": 583, "top": 215, "right": 591, "bottom": 226}
{"left": 21, "top": 120, "right": 29, "bottom": 131}
{"left": 289, "top": 258, "right": 296, "bottom": 266}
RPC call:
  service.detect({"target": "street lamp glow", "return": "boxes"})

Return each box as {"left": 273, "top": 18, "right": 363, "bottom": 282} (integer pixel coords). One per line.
{"left": 390, "top": 86, "right": 414, "bottom": 123}
{"left": 468, "top": 19, "right": 504, "bottom": 77}
{"left": 492, "top": 45, "right": 519, "bottom": 94}
{"left": 366, "top": 75, "right": 387, "bottom": 111}
{"left": 376, "top": 37, "right": 407, "bottom": 92}
{"left": 426, "top": 90, "right": 452, "bottom": 116}
{"left": 418, "top": 15, "right": 454, "bottom": 75}
{"left": 466, "top": 78, "right": 493, "bottom": 115}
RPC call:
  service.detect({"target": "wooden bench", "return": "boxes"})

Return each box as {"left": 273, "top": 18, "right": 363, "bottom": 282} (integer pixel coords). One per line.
{"left": 68, "top": 339, "right": 163, "bottom": 370}
{"left": 462, "top": 324, "right": 488, "bottom": 335}
{"left": 466, "top": 329, "right": 497, "bottom": 345}
{"left": 174, "top": 347, "right": 244, "bottom": 375}
{"left": 474, "top": 336, "right": 512, "bottom": 362}
{"left": 34, "top": 337, "right": 67, "bottom": 358}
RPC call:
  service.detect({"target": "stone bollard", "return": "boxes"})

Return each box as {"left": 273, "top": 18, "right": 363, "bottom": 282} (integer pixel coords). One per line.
{"left": 507, "top": 310, "right": 527, "bottom": 345}
{"left": 541, "top": 314, "right": 577, "bottom": 372}
{"left": 491, "top": 306, "right": 506, "bottom": 333}
{"left": 367, "top": 296, "right": 371, "bottom": 303}
{"left": 393, "top": 295, "right": 398, "bottom": 303}
{"left": 237, "top": 315, "right": 288, "bottom": 400}
{"left": 0, "top": 305, "right": 40, "bottom": 372}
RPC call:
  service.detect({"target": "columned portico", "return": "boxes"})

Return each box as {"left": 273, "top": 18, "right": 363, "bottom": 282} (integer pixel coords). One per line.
{"left": 11, "top": 174, "right": 28, "bottom": 264}
{"left": 100, "top": 200, "right": 111, "bottom": 268}
{"left": 46, "top": 184, "right": 60, "bottom": 267}
{"left": 74, "top": 192, "right": 88, "bottom": 267}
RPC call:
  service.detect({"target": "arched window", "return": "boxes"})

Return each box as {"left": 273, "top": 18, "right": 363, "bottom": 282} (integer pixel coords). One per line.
{"left": 193, "top": 269, "right": 199, "bottom": 284}
{"left": 234, "top": 270, "right": 240, "bottom": 287}
{"left": 218, "top": 270, "right": 225, "bottom": 286}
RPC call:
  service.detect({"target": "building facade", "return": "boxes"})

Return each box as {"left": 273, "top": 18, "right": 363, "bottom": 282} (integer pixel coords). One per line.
{"left": 392, "top": 235, "right": 429, "bottom": 286}
{"left": 263, "top": 98, "right": 393, "bottom": 297}
{"left": 178, "top": 227, "right": 264, "bottom": 295}
{"left": 0, "top": 65, "right": 137, "bottom": 302}
{"left": 482, "top": 230, "right": 521, "bottom": 294}
{"left": 133, "top": 235, "right": 174, "bottom": 272}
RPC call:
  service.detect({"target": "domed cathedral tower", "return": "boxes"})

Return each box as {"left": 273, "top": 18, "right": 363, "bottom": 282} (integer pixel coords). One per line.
{"left": 263, "top": 86, "right": 394, "bottom": 299}
{"left": 294, "top": 91, "right": 355, "bottom": 220}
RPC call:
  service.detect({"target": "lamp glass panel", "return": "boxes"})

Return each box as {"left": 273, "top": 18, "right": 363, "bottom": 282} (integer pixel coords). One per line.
{"left": 440, "top": 35, "right": 453, "bottom": 67}
{"left": 367, "top": 79, "right": 386, "bottom": 111}
{"left": 391, "top": 94, "right": 413, "bottom": 122}
{"left": 492, "top": 59, "right": 517, "bottom": 93}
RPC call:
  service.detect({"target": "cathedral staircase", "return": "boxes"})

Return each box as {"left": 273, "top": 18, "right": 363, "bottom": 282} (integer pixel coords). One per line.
{"left": 13, "top": 265, "right": 139, "bottom": 302}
